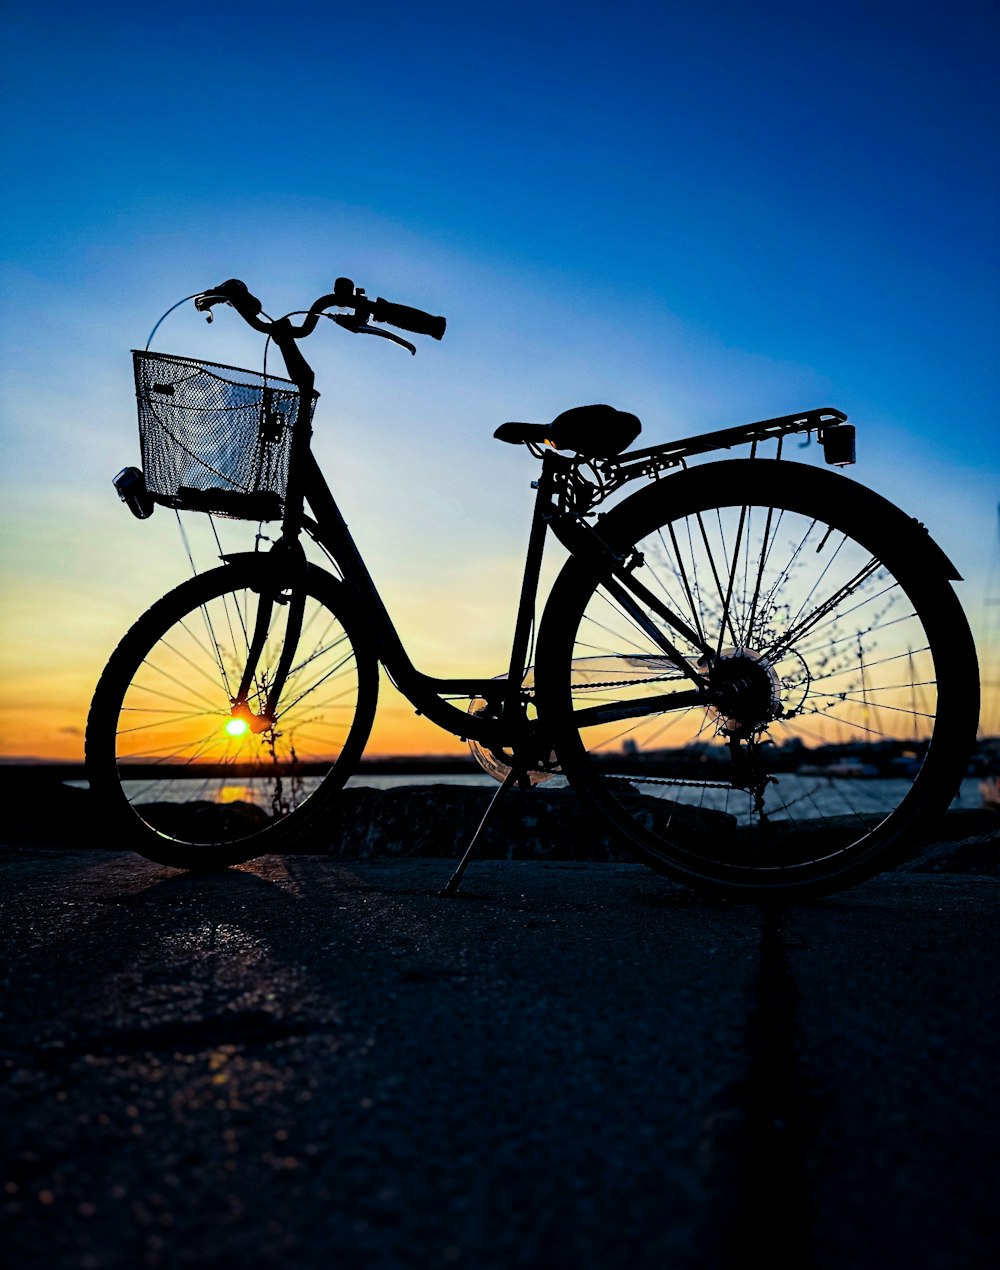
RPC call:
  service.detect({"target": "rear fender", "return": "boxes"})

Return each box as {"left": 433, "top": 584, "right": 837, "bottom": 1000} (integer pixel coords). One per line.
{"left": 585, "top": 460, "right": 964, "bottom": 581}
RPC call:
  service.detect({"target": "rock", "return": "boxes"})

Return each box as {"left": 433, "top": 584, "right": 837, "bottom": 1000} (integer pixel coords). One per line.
{"left": 3, "top": 773, "right": 997, "bottom": 875}
{"left": 304, "top": 783, "right": 627, "bottom": 861}
{"left": 3, "top": 778, "right": 95, "bottom": 844}
{"left": 897, "top": 832, "right": 1000, "bottom": 875}
{"left": 306, "top": 783, "right": 734, "bottom": 862}
{"left": 136, "top": 800, "right": 271, "bottom": 842}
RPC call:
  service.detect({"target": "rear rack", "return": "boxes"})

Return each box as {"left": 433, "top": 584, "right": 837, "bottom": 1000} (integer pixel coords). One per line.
{"left": 556, "top": 408, "right": 854, "bottom": 516}
{"left": 613, "top": 407, "right": 850, "bottom": 481}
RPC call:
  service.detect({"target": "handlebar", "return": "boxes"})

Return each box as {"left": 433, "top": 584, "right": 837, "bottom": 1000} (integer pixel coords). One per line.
{"left": 194, "top": 277, "right": 446, "bottom": 342}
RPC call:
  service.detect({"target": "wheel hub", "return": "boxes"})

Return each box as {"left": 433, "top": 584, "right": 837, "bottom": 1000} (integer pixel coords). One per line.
{"left": 699, "top": 648, "right": 782, "bottom": 738}
{"left": 229, "top": 700, "right": 275, "bottom": 735}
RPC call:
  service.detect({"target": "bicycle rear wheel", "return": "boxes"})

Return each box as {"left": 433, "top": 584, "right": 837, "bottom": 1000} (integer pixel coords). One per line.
{"left": 86, "top": 558, "right": 378, "bottom": 869}
{"left": 536, "top": 460, "right": 980, "bottom": 901}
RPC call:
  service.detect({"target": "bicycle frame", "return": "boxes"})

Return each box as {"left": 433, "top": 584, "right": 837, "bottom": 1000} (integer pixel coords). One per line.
{"left": 90, "top": 279, "right": 979, "bottom": 898}
{"left": 216, "top": 293, "right": 854, "bottom": 769}
{"left": 299, "top": 446, "right": 551, "bottom": 747}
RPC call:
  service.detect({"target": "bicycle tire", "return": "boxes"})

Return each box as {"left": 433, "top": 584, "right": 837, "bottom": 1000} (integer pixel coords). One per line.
{"left": 86, "top": 557, "right": 379, "bottom": 869}
{"left": 535, "top": 459, "right": 980, "bottom": 901}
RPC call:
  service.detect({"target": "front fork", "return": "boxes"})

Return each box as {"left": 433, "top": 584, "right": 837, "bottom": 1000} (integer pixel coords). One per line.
{"left": 229, "top": 539, "right": 308, "bottom": 731}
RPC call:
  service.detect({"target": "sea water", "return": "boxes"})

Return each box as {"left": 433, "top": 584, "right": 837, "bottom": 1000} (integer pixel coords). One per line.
{"left": 89, "top": 773, "right": 990, "bottom": 820}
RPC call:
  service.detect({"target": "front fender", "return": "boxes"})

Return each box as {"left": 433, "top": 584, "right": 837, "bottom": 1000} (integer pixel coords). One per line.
{"left": 219, "top": 551, "right": 380, "bottom": 637}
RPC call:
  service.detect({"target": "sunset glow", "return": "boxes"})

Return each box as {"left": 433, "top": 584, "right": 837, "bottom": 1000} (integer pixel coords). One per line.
{"left": 1, "top": 1, "right": 996, "bottom": 763}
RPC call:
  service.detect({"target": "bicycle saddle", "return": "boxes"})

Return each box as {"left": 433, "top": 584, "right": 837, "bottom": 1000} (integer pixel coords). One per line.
{"left": 494, "top": 404, "right": 641, "bottom": 457}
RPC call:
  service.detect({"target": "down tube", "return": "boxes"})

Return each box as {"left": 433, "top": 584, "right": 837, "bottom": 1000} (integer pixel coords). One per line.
{"left": 301, "top": 451, "right": 552, "bottom": 744}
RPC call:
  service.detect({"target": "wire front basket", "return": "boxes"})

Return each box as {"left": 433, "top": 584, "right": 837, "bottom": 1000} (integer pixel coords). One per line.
{"left": 132, "top": 351, "right": 317, "bottom": 521}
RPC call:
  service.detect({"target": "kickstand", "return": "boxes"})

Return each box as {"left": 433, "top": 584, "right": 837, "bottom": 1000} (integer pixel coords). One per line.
{"left": 439, "top": 766, "right": 521, "bottom": 897}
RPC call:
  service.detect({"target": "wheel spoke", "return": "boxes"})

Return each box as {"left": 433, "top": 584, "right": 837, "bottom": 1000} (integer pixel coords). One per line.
{"left": 87, "top": 564, "right": 376, "bottom": 861}
{"left": 545, "top": 462, "right": 975, "bottom": 901}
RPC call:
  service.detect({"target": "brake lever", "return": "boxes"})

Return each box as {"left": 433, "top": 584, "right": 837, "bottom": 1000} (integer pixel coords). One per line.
{"left": 331, "top": 314, "right": 416, "bottom": 355}
{"left": 195, "top": 280, "right": 265, "bottom": 326}
{"left": 194, "top": 294, "right": 229, "bottom": 323}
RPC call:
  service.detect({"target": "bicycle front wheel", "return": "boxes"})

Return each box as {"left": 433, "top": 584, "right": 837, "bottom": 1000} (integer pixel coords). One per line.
{"left": 536, "top": 460, "right": 979, "bottom": 901}
{"left": 86, "top": 558, "right": 378, "bottom": 869}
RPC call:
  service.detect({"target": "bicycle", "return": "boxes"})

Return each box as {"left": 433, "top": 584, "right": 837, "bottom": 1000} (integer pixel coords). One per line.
{"left": 85, "top": 276, "right": 981, "bottom": 901}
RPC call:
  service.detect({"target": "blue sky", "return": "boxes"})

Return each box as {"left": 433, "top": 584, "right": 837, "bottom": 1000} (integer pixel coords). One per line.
{"left": 2, "top": 0, "right": 998, "bottom": 756}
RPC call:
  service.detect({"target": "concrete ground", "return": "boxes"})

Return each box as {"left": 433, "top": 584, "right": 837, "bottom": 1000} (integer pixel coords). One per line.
{"left": 1, "top": 843, "right": 997, "bottom": 1269}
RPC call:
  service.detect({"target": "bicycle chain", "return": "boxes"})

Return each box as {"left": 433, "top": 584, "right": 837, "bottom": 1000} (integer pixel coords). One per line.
{"left": 573, "top": 677, "right": 732, "bottom": 790}
{"left": 571, "top": 673, "right": 686, "bottom": 693}
{"left": 605, "top": 774, "right": 733, "bottom": 790}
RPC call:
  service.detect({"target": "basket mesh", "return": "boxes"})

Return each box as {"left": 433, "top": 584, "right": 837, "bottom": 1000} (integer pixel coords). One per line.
{"left": 132, "top": 351, "right": 317, "bottom": 520}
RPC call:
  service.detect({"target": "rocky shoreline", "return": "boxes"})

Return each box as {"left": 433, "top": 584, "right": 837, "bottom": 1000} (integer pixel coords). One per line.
{"left": 2, "top": 776, "right": 997, "bottom": 874}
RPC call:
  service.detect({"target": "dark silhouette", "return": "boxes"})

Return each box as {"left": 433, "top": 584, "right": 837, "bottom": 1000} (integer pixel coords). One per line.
{"left": 87, "top": 277, "right": 979, "bottom": 900}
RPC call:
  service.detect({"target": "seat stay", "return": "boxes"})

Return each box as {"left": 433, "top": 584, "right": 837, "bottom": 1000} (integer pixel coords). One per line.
{"left": 547, "top": 512, "right": 714, "bottom": 680}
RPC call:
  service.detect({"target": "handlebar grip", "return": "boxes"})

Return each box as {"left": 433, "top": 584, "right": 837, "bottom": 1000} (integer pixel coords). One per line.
{"left": 371, "top": 297, "right": 446, "bottom": 340}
